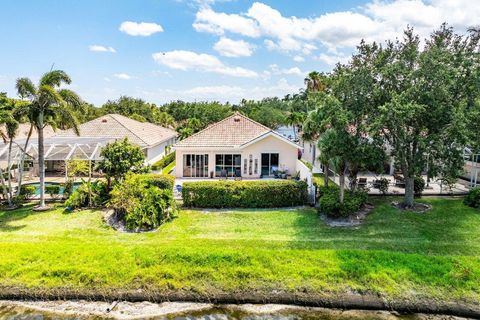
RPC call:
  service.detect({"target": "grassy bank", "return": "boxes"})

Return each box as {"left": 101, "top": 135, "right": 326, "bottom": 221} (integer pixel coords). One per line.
{"left": 0, "top": 198, "right": 479, "bottom": 304}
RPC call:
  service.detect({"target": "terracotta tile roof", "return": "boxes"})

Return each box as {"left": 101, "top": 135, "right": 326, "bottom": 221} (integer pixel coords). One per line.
{"left": 57, "top": 114, "right": 177, "bottom": 147}
{"left": 175, "top": 112, "right": 273, "bottom": 148}
{"left": 0, "top": 123, "right": 56, "bottom": 141}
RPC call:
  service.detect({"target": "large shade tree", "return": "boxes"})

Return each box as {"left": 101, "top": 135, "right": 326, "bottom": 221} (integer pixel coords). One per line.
{"left": 15, "top": 70, "right": 81, "bottom": 210}
{"left": 358, "top": 25, "right": 480, "bottom": 207}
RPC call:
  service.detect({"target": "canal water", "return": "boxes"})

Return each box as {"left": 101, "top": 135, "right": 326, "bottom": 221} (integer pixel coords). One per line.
{"left": 0, "top": 302, "right": 458, "bottom": 320}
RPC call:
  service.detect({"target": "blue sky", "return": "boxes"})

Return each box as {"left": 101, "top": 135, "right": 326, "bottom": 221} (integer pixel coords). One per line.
{"left": 0, "top": 0, "right": 477, "bottom": 106}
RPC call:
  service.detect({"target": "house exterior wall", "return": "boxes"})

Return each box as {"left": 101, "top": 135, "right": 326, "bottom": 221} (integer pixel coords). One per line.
{"left": 146, "top": 137, "right": 176, "bottom": 165}
{"left": 175, "top": 135, "right": 299, "bottom": 179}
{"left": 301, "top": 139, "right": 320, "bottom": 169}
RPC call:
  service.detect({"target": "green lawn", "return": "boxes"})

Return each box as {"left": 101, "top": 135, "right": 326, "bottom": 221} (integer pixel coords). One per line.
{"left": 162, "top": 160, "right": 175, "bottom": 175}
{"left": 313, "top": 173, "right": 336, "bottom": 187}
{"left": 0, "top": 198, "right": 479, "bottom": 303}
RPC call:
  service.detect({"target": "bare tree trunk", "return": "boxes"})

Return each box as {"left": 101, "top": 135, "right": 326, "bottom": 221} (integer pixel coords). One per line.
{"left": 6, "top": 137, "right": 13, "bottom": 206}
{"left": 403, "top": 176, "right": 415, "bottom": 208}
{"left": 324, "top": 163, "right": 329, "bottom": 187}
{"left": 16, "top": 124, "right": 33, "bottom": 198}
{"left": 0, "top": 168, "right": 10, "bottom": 203}
{"left": 339, "top": 173, "right": 345, "bottom": 204}
{"left": 38, "top": 115, "right": 46, "bottom": 208}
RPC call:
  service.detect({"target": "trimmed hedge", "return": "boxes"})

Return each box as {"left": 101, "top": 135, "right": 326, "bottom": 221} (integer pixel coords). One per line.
{"left": 19, "top": 185, "right": 35, "bottom": 200}
{"left": 182, "top": 180, "right": 308, "bottom": 208}
{"left": 141, "top": 173, "right": 175, "bottom": 190}
{"left": 152, "top": 151, "right": 175, "bottom": 170}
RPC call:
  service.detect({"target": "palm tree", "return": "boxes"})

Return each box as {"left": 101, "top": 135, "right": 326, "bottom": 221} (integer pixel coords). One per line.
{"left": 304, "top": 71, "right": 327, "bottom": 93}
{"left": 15, "top": 70, "right": 81, "bottom": 210}
{"left": 285, "top": 112, "right": 305, "bottom": 140}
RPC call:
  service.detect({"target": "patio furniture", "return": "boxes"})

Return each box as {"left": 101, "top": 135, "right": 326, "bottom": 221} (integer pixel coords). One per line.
{"left": 394, "top": 174, "right": 405, "bottom": 188}
{"left": 175, "top": 185, "right": 182, "bottom": 193}
{"left": 220, "top": 169, "right": 227, "bottom": 180}
{"left": 234, "top": 169, "right": 242, "bottom": 180}
{"left": 358, "top": 177, "right": 368, "bottom": 189}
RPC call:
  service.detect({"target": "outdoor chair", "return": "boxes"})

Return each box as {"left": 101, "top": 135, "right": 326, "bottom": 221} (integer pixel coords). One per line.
{"left": 358, "top": 177, "right": 367, "bottom": 188}
{"left": 220, "top": 169, "right": 227, "bottom": 180}
{"left": 174, "top": 184, "right": 182, "bottom": 197}
{"left": 394, "top": 174, "right": 405, "bottom": 188}
{"left": 234, "top": 169, "right": 242, "bottom": 180}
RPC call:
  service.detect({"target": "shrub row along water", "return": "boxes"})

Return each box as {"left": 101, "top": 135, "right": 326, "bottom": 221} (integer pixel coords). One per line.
{"left": 182, "top": 180, "right": 308, "bottom": 208}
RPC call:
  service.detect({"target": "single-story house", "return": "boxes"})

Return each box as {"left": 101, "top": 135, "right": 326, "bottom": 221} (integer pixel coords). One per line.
{"left": 57, "top": 113, "right": 177, "bottom": 166}
{"left": 174, "top": 112, "right": 303, "bottom": 179}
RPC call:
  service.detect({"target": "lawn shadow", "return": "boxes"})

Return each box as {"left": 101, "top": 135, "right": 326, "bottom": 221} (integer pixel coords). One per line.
{"left": 286, "top": 197, "right": 480, "bottom": 257}
{"left": 0, "top": 204, "right": 39, "bottom": 232}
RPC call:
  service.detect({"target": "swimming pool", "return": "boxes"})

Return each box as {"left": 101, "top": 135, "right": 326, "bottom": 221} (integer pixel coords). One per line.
{"left": 23, "top": 182, "right": 81, "bottom": 195}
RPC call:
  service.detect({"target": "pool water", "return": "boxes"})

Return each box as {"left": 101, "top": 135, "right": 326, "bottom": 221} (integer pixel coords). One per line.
{"left": 24, "top": 182, "right": 81, "bottom": 195}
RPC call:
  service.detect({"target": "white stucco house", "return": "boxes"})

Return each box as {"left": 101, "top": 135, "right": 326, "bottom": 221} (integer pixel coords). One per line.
{"left": 57, "top": 114, "right": 177, "bottom": 165}
{"left": 174, "top": 112, "right": 306, "bottom": 179}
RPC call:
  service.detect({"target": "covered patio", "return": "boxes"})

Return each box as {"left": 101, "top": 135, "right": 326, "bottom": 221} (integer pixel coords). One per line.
{"left": 0, "top": 136, "right": 113, "bottom": 185}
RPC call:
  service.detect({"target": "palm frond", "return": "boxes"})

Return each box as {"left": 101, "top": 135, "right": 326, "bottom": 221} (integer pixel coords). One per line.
{"left": 13, "top": 102, "right": 37, "bottom": 123}
{"left": 38, "top": 85, "right": 64, "bottom": 106}
{"left": 58, "top": 89, "right": 82, "bottom": 107}
{"left": 39, "top": 70, "right": 71, "bottom": 87}
{"left": 54, "top": 104, "right": 80, "bottom": 135}
{"left": 15, "top": 78, "right": 36, "bottom": 99}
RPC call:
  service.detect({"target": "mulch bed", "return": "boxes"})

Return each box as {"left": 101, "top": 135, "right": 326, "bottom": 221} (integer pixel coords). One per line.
{"left": 320, "top": 204, "right": 375, "bottom": 227}
{"left": 391, "top": 201, "right": 432, "bottom": 213}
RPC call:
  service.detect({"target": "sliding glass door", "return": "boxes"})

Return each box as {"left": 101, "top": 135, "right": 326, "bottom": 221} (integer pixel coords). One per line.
{"left": 215, "top": 154, "right": 241, "bottom": 177}
{"left": 261, "top": 153, "right": 279, "bottom": 176}
{"left": 183, "top": 154, "right": 209, "bottom": 177}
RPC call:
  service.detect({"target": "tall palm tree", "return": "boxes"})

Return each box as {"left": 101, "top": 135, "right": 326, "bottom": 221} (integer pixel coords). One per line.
{"left": 285, "top": 112, "right": 305, "bottom": 141}
{"left": 304, "top": 71, "right": 327, "bottom": 93}
{"left": 15, "top": 70, "right": 81, "bottom": 210}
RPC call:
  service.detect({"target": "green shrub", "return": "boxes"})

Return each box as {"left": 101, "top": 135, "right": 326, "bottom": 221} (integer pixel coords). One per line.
{"left": 45, "top": 184, "right": 61, "bottom": 198}
{"left": 373, "top": 178, "right": 389, "bottom": 195}
{"left": 65, "top": 181, "right": 109, "bottom": 210}
{"left": 109, "top": 173, "right": 176, "bottom": 231}
{"left": 19, "top": 185, "right": 35, "bottom": 200}
{"left": 317, "top": 184, "right": 339, "bottom": 199}
{"left": 414, "top": 176, "right": 426, "bottom": 196}
{"left": 182, "top": 180, "right": 308, "bottom": 208}
{"left": 152, "top": 151, "right": 176, "bottom": 170}
{"left": 142, "top": 173, "right": 175, "bottom": 190}
{"left": 464, "top": 187, "right": 480, "bottom": 209}
{"left": 318, "top": 188, "right": 368, "bottom": 218}
{"left": 63, "top": 180, "right": 74, "bottom": 198}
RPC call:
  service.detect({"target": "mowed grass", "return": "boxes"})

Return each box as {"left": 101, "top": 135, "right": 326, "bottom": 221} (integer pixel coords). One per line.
{"left": 0, "top": 198, "right": 479, "bottom": 302}
{"left": 162, "top": 161, "right": 175, "bottom": 175}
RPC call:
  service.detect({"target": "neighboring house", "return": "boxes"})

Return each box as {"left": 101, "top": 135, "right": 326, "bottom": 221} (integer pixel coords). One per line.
{"left": 57, "top": 114, "right": 177, "bottom": 165}
{"left": 0, "top": 123, "right": 57, "bottom": 175}
{"left": 275, "top": 126, "right": 299, "bottom": 143}
{"left": 174, "top": 112, "right": 303, "bottom": 179}
{"left": 300, "top": 138, "right": 321, "bottom": 171}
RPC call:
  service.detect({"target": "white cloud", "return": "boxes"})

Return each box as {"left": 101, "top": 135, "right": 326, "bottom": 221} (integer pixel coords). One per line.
{"left": 119, "top": 21, "right": 163, "bottom": 36}
{"left": 113, "top": 73, "right": 132, "bottom": 80}
{"left": 152, "top": 50, "right": 258, "bottom": 78}
{"left": 213, "top": 37, "right": 254, "bottom": 57}
{"left": 89, "top": 45, "right": 116, "bottom": 53}
{"left": 193, "top": 1, "right": 480, "bottom": 53}
{"left": 268, "top": 64, "right": 304, "bottom": 76}
{"left": 193, "top": 7, "right": 261, "bottom": 37}
{"left": 316, "top": 53, "right": 351, "bottom": 66}
{"left": 293, "top": 55, "right": 305, "bottom": 62}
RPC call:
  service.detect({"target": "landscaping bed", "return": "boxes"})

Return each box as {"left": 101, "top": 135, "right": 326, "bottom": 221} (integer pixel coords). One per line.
{"left": 0, "top": 198, "right": 479, "bottom": 315}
